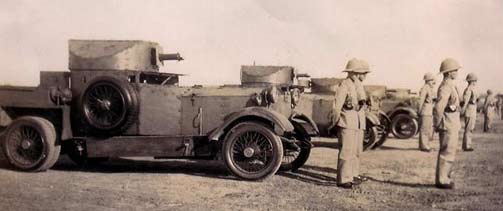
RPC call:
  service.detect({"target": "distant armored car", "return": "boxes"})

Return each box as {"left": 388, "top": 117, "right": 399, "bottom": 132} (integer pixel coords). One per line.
{"left": 0, "top": 40, "right": 318, "bottom": 180}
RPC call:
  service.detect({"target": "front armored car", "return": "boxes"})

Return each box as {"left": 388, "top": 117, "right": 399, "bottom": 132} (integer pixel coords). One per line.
{"left": 0, "top": 40, "right": 318, "bottom": 180}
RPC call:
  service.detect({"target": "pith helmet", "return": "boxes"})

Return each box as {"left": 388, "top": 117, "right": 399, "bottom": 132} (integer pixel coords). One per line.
{"left": 423, "top": 72, "right": 435, "bottom": 81}
{"left": 439, "top": 58, "right": 461, "bottom": 74}
{"left": 343, "top": 58, "right": 371, "bottom": 73}
{"left": 465, "top": 73, "right": 478, "bottom": 82}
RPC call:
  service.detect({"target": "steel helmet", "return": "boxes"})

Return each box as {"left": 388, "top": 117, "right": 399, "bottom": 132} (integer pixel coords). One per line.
{"left": 343, "top": 58, "right": 371, "bottom": 74}
{"left": 465, "top": 73, "right": 478, "bottom": 82}
{"left": 439, "top": 58, "right": 461, "bottom": 74}
{"left": 423, "top": 72, "right": 435, "bottom": 81}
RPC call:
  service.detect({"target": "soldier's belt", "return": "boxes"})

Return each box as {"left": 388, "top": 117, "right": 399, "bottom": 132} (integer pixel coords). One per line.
{"left": 444, "top": 105, "right": 458, "bottom": 113}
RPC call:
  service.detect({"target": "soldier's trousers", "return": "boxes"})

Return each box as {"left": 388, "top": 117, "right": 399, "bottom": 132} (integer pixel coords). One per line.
{"left": 484, "top": 115, "right": 493, "bottom": 132}
{"left": 337, "top": 128, "right": 359, "bottom": 184}
{"left": 354, "top": 130, "right": 364, "bottom": 178}
{"left": 436, "top": 129, "right": 459, "bottom": 185}
{"left": 419, "top": 115, "right": 433, "bottom": 150}
{"left": 463, "top": 116, "right": 476, "bottom": 150}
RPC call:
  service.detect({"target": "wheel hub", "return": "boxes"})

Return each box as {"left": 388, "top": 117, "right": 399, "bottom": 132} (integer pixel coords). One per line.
{"left": 21, "top": 139, "right": 32, "bottom": 150}
{"left": 97, "top": 99, "right": 112, "bottom": 111}
{"left": 243, "top": 147, "right": 255, "bottom": 158}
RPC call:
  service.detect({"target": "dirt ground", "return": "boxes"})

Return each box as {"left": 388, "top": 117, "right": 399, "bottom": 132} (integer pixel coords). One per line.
{"left": 0, "top": 117, "right": 502, "bottom": 211}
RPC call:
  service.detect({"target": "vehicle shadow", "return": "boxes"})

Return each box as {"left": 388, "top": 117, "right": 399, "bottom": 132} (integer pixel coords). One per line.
{"left": 364, "top": 176, "right": 436, "bottom": 189}
{"left": 0, "top": 153, "right": 240, "bottom": 181}
{"left": 311, "top": 141, "right": 340, "bottom": 149}
{"left": 279, "top": 164, "right": 338, "bottom": 186}
{"left": 377, "top": 146, "right": 423, "bottom": 151}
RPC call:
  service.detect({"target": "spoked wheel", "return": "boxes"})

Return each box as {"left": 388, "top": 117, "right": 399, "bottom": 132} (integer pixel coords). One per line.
{"left": 80, "top": 77, "right": 138, "bottom": 135}
{"left": 391, "top": 114, "right": 419, "bottom": 139}
{"left": 223, "top": 122, "right": 283, "bottom": 180}
{"left": 363, "top": 125, "right": 378, "bottom": 151}
{"left": 279, "top": 137, "right": 311, "bottom": 172}
{"left": 372, "top": 113, "right": 391, "bottom": 149}
{"left": 2, "top": 117, "right": 60, "bottom": 171}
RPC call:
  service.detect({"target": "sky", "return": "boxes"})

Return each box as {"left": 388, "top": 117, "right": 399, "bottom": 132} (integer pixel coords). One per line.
{"left": 0, "top": 0, "right": 502, "bottom": 93}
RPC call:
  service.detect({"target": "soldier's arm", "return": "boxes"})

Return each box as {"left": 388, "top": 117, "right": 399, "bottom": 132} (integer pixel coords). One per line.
{"left": 461, "top": 87, "right": 470, "bottom": 111}
{"left": 434, "top": 86, "right": 449, "bottom": 128}
{"left": 418, "top": 87, "right": 427, "bottom": 113}
{"left": 332, "top": 83, "right": 348, "bottom": 124}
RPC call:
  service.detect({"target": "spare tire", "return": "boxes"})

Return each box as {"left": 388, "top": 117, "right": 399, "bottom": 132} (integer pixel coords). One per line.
{"left": 79, "top": 77, "right": 138, "bottom": 135}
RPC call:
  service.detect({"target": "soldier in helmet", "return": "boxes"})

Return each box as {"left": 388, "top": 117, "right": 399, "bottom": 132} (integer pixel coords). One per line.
{"left": 417, "top": 72, "right": 437, "bottom": 152}
{"left": 433, "top": 58, "right": 461, "bottom": 189}
{"left": 483, "top": 89, "right": 497, "bottom": 132}
{"left": 330, "top": 58, "right": 370, "bottom": 189}
{"left": 461, "top": 73, "right": 478, "bottom": 151}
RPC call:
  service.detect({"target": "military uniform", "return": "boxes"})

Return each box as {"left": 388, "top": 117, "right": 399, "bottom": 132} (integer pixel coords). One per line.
{"left": 354, "top": 78, "right": 367, "bottom": 178}
{"left": 434, "top": 58, "right": 461, "bottom": 188}
{"left": 418, "top": 75, "right": 436, "bottom": 151}
{"left": 484, "top": 91, "right": 497, "bottom": 132}
{"left": 332, "top": 58, "right": 370, "bottom": 188}
{"left": 461, "top": 73, "right": 478, "bottom": 151}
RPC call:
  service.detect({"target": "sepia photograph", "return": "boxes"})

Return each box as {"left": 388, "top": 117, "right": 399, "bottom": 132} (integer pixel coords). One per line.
{"left": 0, "top": 0, "right": 502, "bottom": 210}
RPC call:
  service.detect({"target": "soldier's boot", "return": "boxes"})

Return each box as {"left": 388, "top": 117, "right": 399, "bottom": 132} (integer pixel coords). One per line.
{"left": 337, "top": 159, "right": 354, "bottom": 188}
{"left": 436, "top": 159, "right": 455, "bottom": 189}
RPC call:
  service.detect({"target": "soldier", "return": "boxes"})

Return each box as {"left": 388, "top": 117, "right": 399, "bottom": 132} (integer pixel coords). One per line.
{"left": 354, "top": 60, "right": 370, "bottom": 185}
{"left": 330, "top": 58, "right": 370, "bottom": 189}
{"left": 417, "top": 72, "right": 436, "bottom": 152}
{"left": 461, "top": 73, "right": 478, "bottom": 151}
{"left": 434, "top": 58, "right": 461, "bottom": 189}
{"left": 484, "top": 89, "right": 497, "bottom": 132}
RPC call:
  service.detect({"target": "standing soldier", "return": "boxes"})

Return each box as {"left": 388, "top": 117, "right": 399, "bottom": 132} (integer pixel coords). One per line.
{"left": 484, "top": 89, "right": 497, "bottom": 132}
{"left": 418, "top": 72, "right": 436, "bottom": 152}
{"left": 354, "top": 60, "right": 370, "bottom": 185}
{"left": 434, "top": 58, "right": 461, "bottom": 189}
{"left": 330, "top": 58, "right": 370, "bottom": 189}
{"left": 461, "top": 73, "right": 478, "bottom": 151}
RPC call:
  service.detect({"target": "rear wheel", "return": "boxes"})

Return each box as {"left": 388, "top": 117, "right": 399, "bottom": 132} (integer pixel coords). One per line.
{"left": 391, "top": 113, "right": 418, "bottom": 139}
{"left": 222, "top": 122, "right": 283, "bottom": 180}
{"left": 363, "top": 125, "right": 378, "bottom": 151}
{"left": 2, "top": 117, "right": 60, "bottom": 171}
{"left": 372, "top": 114, "right": 391, "bottom": 149}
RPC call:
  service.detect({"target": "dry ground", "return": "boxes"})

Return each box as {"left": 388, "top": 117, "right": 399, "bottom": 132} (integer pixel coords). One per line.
{"left": 0, "top": 117, "right": 502, "bottom": 211}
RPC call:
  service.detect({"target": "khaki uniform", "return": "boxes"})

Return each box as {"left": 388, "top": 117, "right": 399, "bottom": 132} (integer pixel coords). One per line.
{"left": 461, "top": 84, "right": 477, "bottom": 149}
{"left": 354, "top": 78, "right": 367, "bottom": 178}
{"left": 418, "top": 84, "right": 435, "bottom": 150}
{"left": 484, "top": 94, "right": 497, "bottom": 132}
{"left": 333, "top": 78, "right": 364, "bottom": 184}
{"left": 434, "top": 78, "right": 461, "bottom": 185}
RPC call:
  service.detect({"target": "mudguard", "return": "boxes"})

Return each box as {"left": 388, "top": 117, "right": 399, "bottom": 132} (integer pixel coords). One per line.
{"left": 365, "top": 112, "right": 381, "bottom": 126}
{"left": 388, "top": 107, "right": 418, "bottom": 119}
{"left": 289, "top": 112, "right": 319, "bottom": 137}
{"left": 208, "top": 107, "right": 295, "bottom": 141}
{"left": 378, "top": 110, "right": 391, "bottom": 124}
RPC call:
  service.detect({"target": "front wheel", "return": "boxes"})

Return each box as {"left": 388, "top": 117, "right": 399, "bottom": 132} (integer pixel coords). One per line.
{"left": 222, "top": 122, "right": 283, "bottom": 180}
{"left": 363, "top": 126, "right": 378, "bottom": 151}
{"left": 391, "top": 114, "right": 419, "bottom": 139}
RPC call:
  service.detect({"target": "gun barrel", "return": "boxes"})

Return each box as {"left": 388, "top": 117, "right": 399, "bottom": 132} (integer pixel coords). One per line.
{"left": 159, "top": 53, "right": 184, "bottom": 61}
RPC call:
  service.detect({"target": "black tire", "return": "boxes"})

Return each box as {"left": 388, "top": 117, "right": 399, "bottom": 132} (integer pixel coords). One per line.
{"left": 279, "top": 137, "right": 311, "bottom": 172}
{"left": 363, "top": 125, "right": 378, "bottom": 151}
{"left": 2, "top": 116, "right": 61, "bottom": 171}
{"left": 222, "top": 122, "right": 283, "bottom": 180}
{"left": 372, "top": 114, "right": 391, "bottom": 149}
{"left": 79, "top": 77, "right": 138, "bottom": 135}
{"left": 391, "top": 113, "right": 419, "bottom": 139}
{"left": 65, "top": 139, "right": 109, "bottom": 166}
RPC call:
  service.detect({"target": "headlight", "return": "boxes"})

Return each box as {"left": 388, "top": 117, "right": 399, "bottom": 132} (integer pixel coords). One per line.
{"left": 266, "top": 86, "right": 278, "bottom": 104}
{"left": 291, "top": 88, "right": 300, "bottom": 107}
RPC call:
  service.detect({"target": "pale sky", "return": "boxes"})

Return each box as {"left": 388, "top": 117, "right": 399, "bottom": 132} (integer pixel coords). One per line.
{"left": 0, "top": 0, "right": 502, "bottom": 93}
